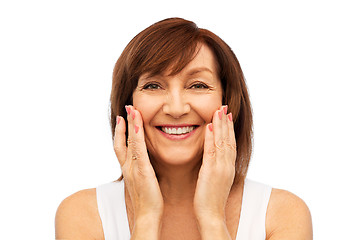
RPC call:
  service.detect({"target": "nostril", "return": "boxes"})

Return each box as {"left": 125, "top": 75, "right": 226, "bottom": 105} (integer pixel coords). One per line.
{"left": 162, "top": 101, "right": 191, "bottom": 118}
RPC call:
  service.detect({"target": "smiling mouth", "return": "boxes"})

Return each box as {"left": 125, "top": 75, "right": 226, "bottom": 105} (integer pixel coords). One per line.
{"left": 156, "top": 125, "right": 199, "bottom": 135}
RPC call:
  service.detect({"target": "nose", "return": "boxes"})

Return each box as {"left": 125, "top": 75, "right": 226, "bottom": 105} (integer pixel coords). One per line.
{"left": 162, "top": 89, "right": 191, "bottom": 118}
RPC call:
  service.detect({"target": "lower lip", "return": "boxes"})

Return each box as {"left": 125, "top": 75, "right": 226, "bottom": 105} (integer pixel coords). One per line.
{"left": 156, "top": 127, "right": 198, "bottom": 140}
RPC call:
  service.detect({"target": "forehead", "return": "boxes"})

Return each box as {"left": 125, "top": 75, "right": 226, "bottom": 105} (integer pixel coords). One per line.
{"left": 182, "top": 44, "right": 218, "bottom": 74}
{"left": 139, "top": 44, "right": 219, "bottom": 81}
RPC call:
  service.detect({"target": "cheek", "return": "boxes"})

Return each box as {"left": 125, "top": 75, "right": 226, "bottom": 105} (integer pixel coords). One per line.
{"left": 133, "top": 94, "right": 162, "bottom": 124}
{"left": 190, "top": 95, "right": 222, "bottom": 122}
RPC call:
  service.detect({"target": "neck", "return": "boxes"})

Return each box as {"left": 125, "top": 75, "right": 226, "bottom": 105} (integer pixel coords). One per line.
{"left": 153, "top": 159, "right": 202, "bottom": 205}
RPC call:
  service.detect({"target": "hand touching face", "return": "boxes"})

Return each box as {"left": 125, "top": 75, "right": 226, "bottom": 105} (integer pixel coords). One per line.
{"left": 194, "top": 105, "right": 236, "bottom": 224}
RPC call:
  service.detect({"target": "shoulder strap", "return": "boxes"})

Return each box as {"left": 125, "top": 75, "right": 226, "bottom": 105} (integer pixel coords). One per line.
{"left": 236, "top": 179, "right": 272, "bottom": 240}
{"left": 96, "top": 180, "right": 130, "bottom": 240}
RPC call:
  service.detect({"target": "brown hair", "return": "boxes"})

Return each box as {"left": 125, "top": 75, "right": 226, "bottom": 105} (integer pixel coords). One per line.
{"left": 110, "top": 18, "right": 253, "bottom": 183}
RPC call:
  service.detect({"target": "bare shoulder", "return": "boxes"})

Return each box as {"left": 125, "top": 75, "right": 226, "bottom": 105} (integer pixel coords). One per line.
{"left": 55, "top": 188, "right": 104, "bottom": 240}
{"left": 265, "top": 188, "right": 313, "bottom": 240}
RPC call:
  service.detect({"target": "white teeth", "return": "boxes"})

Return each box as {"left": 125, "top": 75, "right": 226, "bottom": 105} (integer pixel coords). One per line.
{"left": 161, "top": 126, "right": 195, "bottom": 135}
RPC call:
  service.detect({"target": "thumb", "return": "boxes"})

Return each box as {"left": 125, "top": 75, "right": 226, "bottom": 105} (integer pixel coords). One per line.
{"left": 114, "top": 116, "right": 127, "bottom": 167}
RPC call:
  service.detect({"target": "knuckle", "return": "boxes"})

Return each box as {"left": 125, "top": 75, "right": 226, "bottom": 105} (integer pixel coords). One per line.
{"left": 215, "top": 139, "right": 225, "bottom": 151}
{"left": 127, "top": 138, "right": 137, "bottom": 148}
{"left": 226, "top": 141, "right": 237, "bottom": 152}
{"left": 231, "top": 143, "right": 237, "bottom": 151}
{"left": 129, "top": 147, "right": 142, "bottom": 160}
{"left": 228, "top": 143, "right": 237, "bottom": 153}
{"left": 206, "top": 147, "right": 216, "bottom": 157}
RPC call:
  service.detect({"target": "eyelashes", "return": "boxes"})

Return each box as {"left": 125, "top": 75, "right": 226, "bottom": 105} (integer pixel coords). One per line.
{"left": 190, "top": 83, "right": 209, "bottom": 89}
{"left": 142, "top": 83, "right": 161, "bottom": 90}
{"left": 141, "top": 82, "right": 210, "bottom": 90}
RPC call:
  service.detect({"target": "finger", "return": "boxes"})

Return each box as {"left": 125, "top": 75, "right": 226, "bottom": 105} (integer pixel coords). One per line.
{"left": 203, "top": 123, "right": 216, "bottom": 163}
{"left": 126, "top": 105, "right": 148, "bottom": 163}
{"left": 114, "top": 115, "right": 127, "bottom": 167}
{"left": 130, "top": 106, "right": 147, "bottom": 151}
{"left": 221, "top": 105, "right": 229, "bottom": 146}
{"left": 125, "top": 105, "right": 135, "bottom": 139}
{"left": 213, "top": 106, "right": 226, "bottom": 161}
{"left": 125, "top": 105, "right": 137, "bottom": 160}
{"left": 226, "top": 112, "right": 237, "bottom": 165}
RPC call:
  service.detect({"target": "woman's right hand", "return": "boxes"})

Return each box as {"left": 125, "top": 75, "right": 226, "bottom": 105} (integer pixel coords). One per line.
{"left": 113, "top": 105, "right": 163, "bottom": 237}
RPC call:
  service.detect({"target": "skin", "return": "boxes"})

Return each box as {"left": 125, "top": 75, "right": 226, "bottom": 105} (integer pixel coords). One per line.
{"left": 55, "top": 44, "right": 313, "bottom": 240}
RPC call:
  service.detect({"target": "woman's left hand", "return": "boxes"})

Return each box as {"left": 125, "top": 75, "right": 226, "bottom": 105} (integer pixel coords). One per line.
{"left": 194, "top": 105, "right": 236, "bottom": 238}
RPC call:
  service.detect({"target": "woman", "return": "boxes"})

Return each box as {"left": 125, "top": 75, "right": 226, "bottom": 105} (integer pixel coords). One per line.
{"left": 55, "top": 18, "right": 312, "bottom": 239}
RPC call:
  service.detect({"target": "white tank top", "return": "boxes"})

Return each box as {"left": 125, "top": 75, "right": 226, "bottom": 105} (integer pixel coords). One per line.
{"left": 96, "top": 179, "right": 272, "bottom": 240}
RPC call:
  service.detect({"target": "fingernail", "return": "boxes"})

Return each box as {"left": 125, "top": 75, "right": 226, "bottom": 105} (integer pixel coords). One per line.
{"left": 134, "top": 125, "right": 139, "bottom": 134}
{"left": 208, "top": 123, "right": 213, "bottom": 132}
{"left": 125, "top": 106, "right": 130, "bottom": 115}
{"left": 228, "top": 113, "right": 232, "bottom": 122}
{"left": 218, "top": 110, "right": 222, "bottom": 120}
{"left": 223, "top": 105, "right": 228, "bottom": 115}
{"left": 116, "top": 116, "right": 121, "bottom": 125}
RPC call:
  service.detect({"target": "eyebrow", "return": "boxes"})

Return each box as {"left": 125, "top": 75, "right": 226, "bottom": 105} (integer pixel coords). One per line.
{"left": 138, "top": 67, "right": 214, "bottom": 83}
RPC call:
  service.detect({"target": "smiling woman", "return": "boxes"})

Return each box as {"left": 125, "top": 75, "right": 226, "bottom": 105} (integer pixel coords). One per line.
{"left": 55, "top": 18, "right": 312, "bottom": 240}
{"left": 110, "top": 18, "right": 253, "bottom": 184}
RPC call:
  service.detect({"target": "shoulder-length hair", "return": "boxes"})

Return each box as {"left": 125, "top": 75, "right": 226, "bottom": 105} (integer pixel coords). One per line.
{"left": 110, "top": 18, "right": 253, "bottom": 184}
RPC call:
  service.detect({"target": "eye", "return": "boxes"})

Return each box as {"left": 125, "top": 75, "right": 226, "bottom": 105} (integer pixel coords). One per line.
{"left": 143, "top": 83, "right": 161, "bottom": 90}
{"left": 190, "top": 83, "right": 209, "bottom": 89}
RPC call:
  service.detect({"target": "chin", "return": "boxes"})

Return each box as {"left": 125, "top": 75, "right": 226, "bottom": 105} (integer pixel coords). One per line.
{"left": 150, "top": 148, "right": 202, "bottom": 167}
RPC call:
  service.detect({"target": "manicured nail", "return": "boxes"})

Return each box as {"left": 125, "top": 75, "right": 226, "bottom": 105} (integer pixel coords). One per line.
{"left": 116, "top": 116, "right": 121, "bottom": 125}
{"left": 125, "top": 106, "right": 130, "bottom": 115}
{"left": 228, "top": 113, "right": 232, "bottom": 122}
{"left": 218, "top": 110, "right": 222, "bottom": 120}
{"left": 134, "top": 125, "right": 139, "bottom": 133}
{"left": 208, "top": 123, "right": 213, "bottom": 132}
{"left": 223, "top": 105, "right": 228, "bottom": 115}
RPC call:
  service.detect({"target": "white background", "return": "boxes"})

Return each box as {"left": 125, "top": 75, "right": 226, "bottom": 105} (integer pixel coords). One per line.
{"left": 1, "top": 0, "right": 360, "bottom": 239}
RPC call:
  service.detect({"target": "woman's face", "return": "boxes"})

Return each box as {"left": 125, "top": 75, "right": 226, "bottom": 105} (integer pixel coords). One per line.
{"left": 132, "top": 44, "right": 223, "bottom": 167}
